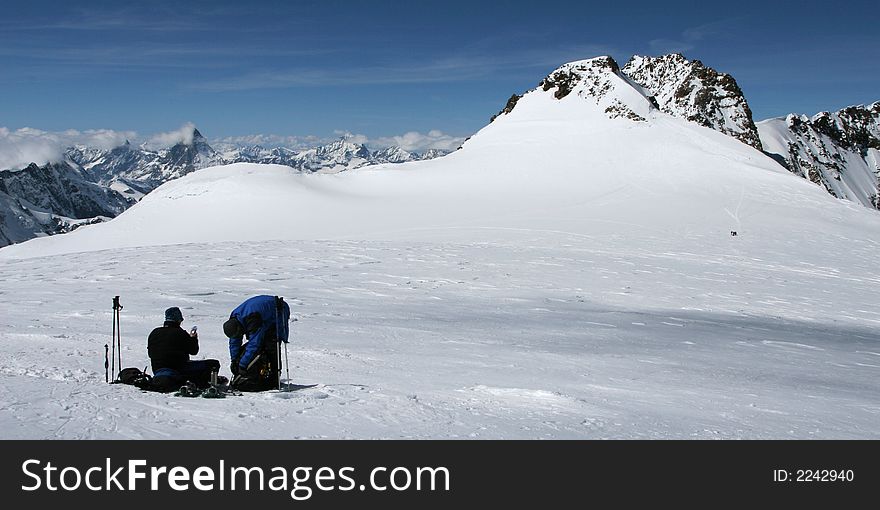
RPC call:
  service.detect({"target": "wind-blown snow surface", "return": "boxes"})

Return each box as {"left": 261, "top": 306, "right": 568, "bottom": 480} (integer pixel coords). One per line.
{"left": 1, "top": 59, "right": 879, "bottom": 438}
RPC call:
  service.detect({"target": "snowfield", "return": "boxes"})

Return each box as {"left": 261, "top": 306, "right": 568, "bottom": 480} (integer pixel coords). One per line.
{"left": 1, "top": 58, "right": 879, "bottom": 439}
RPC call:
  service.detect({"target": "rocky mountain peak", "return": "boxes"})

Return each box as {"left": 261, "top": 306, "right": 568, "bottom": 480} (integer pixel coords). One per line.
{"left": 539, "top": 56, "right": 623, "bottom": 101}
{"left": 623, "top": 53, "right": 762, "bottom": 150}
{"left": 806, "top": 102, "right": 880, "bottom": 152}
{"left": 758, "top": 101, "right": 880, "bottom": 209}
{"left": 373, "top": 146, "right": 414, "bottom": 163}
{"left": 493, "top": 56, "right": 656, "bottom": 123}
{"left": 316, "top": 138, "right": 370, "bottom": 157}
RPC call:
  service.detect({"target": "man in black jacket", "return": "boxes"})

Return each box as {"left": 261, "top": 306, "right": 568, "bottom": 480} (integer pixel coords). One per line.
{"left": 148, "top": 307, "right": 220, "bottom": 391}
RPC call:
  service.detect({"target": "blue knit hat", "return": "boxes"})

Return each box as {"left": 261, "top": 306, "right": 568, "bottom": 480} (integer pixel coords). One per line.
{"left": 165, "top": 307, "right": 184, "bottom": 323}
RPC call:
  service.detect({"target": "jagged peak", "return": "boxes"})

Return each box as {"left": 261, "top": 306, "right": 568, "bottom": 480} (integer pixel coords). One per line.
{"left": 161, "top": 125, "right": 206, "bottom": 148}
{"left": 315, "top": 138, "right": 369, "bottom": 154}
{"left": 327, "top": 137, "right": 363, "bottom": 147}
{"left": 625, "top": 52, "right": 717, "bottom": 70}
{"left": 778, "top": 101, "right": 880, "bottom": 154}
{"left": 554, "top": 55, "right": 621, "bottom": 74}
{"left": 623, "top": 53, "right": 762, "bottom": 150}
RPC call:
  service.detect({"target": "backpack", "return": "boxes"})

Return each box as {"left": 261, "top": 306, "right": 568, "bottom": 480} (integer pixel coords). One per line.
{"left": 116, "top": 367, "right": 153, "bottom": 389}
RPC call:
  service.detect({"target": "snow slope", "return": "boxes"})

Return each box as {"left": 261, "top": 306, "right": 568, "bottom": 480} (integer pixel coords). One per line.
{"left": 1, "top": 57, "right": 879, "bottom": 439}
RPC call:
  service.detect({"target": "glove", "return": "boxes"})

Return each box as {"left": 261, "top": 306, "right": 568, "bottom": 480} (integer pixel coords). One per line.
{"left": 230, "top": 362, "right": 239, "bottom": 376}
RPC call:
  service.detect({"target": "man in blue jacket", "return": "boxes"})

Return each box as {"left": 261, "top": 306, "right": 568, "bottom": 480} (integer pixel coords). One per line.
{"left": 223, "top": 295, "right": 290, "bottom": 391}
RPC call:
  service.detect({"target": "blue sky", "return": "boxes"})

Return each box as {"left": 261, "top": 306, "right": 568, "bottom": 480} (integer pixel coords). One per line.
{"left": 0, "top": 0, "right": 877, "bottom": 147}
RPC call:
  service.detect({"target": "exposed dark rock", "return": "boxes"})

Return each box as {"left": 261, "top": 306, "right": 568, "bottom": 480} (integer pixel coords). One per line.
{"left": 491, "top": 94, "right": 523, "bottom": 122}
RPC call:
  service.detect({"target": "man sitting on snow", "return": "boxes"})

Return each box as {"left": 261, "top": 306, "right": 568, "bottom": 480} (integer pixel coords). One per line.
{"left": 223, "top": 295, "right": 290, "bottom": 391}
{"left": 148, "top": 307, "right": 220, "bottom": 392}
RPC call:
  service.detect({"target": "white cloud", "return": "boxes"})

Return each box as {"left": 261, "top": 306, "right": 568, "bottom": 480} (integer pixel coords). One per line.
{"left": 0, "top": 129, "right": 61, "bottom": 170}
{"left": 334, "top": 131, "right": 369, "bottom": 145}
{"left": 145, "top": 122, "right": 197, "bottom": 148}
{"left": 0, "top": 126, "right": 136, "bottom": 170}
{"left": 369, "top": 130, "right": 466, "bottom": 152}
{"left": 212, "top": 133, "right": 326, "bottom": 150}
{"left": 79, "top": 128, "right": 135, "bottom": 148}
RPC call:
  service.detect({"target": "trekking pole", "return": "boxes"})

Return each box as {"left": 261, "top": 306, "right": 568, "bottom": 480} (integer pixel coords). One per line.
{"left": 110, "top": 298, "right": 116, "bottom": 381}
{"left": 112, "top": 296, "right": 123, "bottom": 381}
{"left": 277, "top": 343, "right": 282, "bottom": 390}
{"left": 104, "top": 344, "right": 109, "bottom": 383}
{"left": 275, "top": 296, "right": 284, "bottom": 391}
{"left": 284, "top": 341, "right": 290, "bottom": 387}
{"left": 285, "top": 316, "right": 296, "bottom": 388}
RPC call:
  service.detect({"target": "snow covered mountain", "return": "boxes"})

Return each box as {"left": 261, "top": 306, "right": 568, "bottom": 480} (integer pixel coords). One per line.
{"left": 417, "top": 148, "right": 449, "bottom": 160}
{"left": 218, "top": 145, "right": 300, "bottom": 167}
{"left": 536, "top": 56, "right": 656, "bottom": 122}
{"left": 0, "top": 161, "right": 133, "bottom": 246}
{"left": 372, "top": 145, "right": 417, "bottom": 164}
{"left": 69, "top": 129, "right": 225, "bottom": 197}
{"left": 222, "top": 139, "right": 450, "bottom": 171}
{"left": 616, "top": 54, "right": 878, "bottom": 210}
{"left": 284, "top": 138, "right": 373, "bottom": 173}
{"left": 2, "top": 56, "right": 879, "bottom": 440}
{"left": 622, "top": 53, "right": 762, "bottom": 150}
{"left": 757, "top": 102, "right": 880, "bottom": 209}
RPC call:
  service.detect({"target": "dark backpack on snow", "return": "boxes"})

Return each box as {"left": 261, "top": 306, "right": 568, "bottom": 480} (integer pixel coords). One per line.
{"left": 117, "top": 367, "right": 153, "bottom": 389}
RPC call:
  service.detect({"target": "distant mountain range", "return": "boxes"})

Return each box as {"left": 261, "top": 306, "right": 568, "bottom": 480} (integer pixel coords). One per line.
{"left": 66, "top": 131, "right": 450, "bottom": 199}
{"left": 0, "top": 133, "right": 451, "bottom": 246}
{"left": 0, "top": 52, "right": 877, "bottom": 248}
